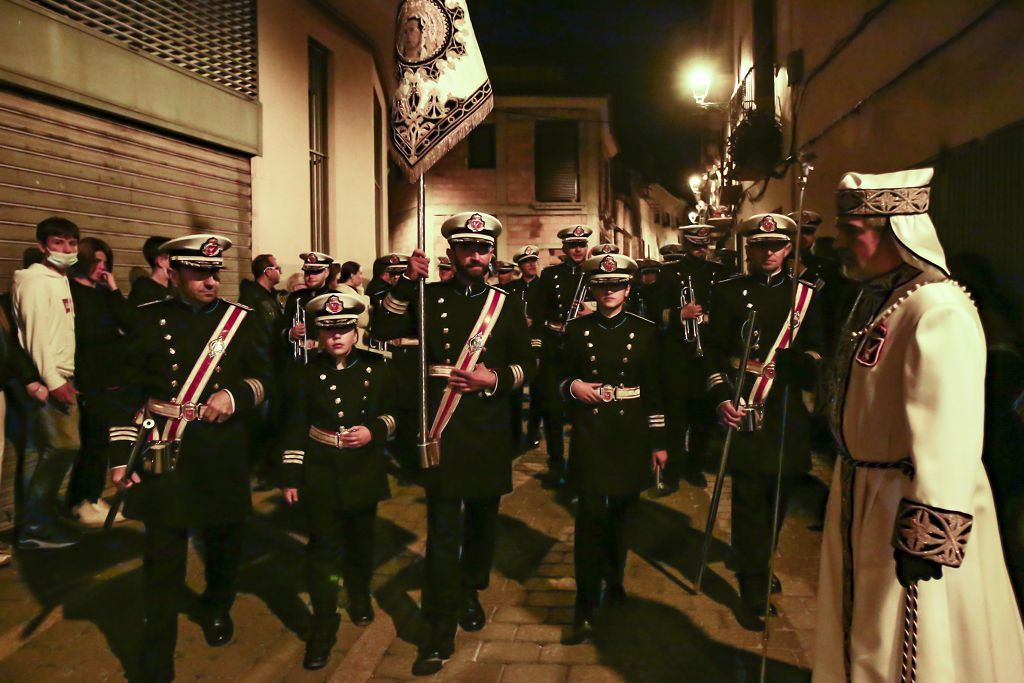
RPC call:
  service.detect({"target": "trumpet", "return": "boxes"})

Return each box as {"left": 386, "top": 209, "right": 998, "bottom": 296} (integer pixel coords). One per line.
{"left": 566, "top": 271, "right": 588, "bottom": 322}
{"left": 292, "top": 304, "right": 308, "bottom": 363}
{"left": 681, "top": 275, "right": 704, "bottom": 357}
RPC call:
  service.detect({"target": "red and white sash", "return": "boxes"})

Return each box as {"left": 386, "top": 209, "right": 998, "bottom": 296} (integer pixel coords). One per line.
{"left": 747, "top": 281, "right": 815, "bottom": 406}
{"left": 161, "top": 303, "right": 248, "bottom": 442}
{"left": 428, "top": 288, "right": 506, "bottom": 441}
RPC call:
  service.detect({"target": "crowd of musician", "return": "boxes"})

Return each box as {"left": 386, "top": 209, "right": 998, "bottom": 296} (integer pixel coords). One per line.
{"left": 0, "top": 206, "right": 1021, "bottom": 680}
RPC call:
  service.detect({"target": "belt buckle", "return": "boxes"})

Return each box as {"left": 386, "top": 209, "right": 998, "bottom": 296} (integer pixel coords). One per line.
{"left": 599, "top": 385, "right": 616, "bottom": 402}
{"left": 180, "top": 401, "right": 200, "bottom": 422}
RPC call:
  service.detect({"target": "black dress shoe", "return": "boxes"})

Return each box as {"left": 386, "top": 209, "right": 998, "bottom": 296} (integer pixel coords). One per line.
{"left": 347, "top": 596, "right": 375, "bottom": 627}
{"left": 203, "top": 612, "right": 234, "bottom": 647}
{"left": 412, "top": 624, "right": 454, "bottom": 676}
{"left": 563, "top": 606, "right": 595, "bottom": 645}
{"left": 771, "top": 574, "right": 782, "bottom": 594}
{"left": 303, "top": 612, "right": 340, "bottom": 670}
{"left": 458, "top": 591, "right": 486, "bottom": 632}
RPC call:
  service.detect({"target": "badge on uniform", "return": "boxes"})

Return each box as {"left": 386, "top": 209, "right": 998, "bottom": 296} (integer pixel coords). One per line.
{"left": 856, "top": 323, "right": 888, "bottom": 367}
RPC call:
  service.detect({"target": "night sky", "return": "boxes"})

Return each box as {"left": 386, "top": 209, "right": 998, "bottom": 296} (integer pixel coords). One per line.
{"left": 469, "top": 0, "right": 710, "bottom": 197}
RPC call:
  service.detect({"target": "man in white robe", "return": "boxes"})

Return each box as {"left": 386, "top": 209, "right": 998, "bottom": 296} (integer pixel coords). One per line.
{"left": 812, "top": 168, "right": 1024, "bottom": 682}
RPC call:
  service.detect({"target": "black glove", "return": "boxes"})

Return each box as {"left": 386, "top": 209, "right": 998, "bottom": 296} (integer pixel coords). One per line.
{"left": 894, "top": 549, "right": 943, "bottom": 588}
{"left": 773, "top": 348, "right": 815, "bottom": 388}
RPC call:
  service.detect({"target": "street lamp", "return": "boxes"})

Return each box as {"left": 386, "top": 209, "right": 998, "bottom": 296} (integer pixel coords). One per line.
{"left": 688, "top": 67, "right": 712, "bottom": 106}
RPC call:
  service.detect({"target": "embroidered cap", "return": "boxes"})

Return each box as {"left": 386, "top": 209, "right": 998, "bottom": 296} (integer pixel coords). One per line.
{"left": 441, "top": 211, "right": 502, "bottom": 245}
{"left": 494, "top": 260, "right": 516, "bottom": 274}
{"left": 637, "top": 258, "right": 661, "bottom": 274}
{"left": 836, "top": 168, "right": 947, "bottom": 274}
{"left": 786, "top": 210, "right": 823, "bottom": 232}
{"left": 437, "top": 255, "right": 453, "bottom": 271}
{"left": 306, "top": 292, "right": 365, "bottom": 329}
{"left": 299, "top": 251, "right": 335, "bottom": 272}
{"left": 584, "top": 253, "right": 638, "bottom": 285}
{"left": 557, "top": 225, "right": 593, "bottom": 245}
{"left": 659, "top": 243, "right": 684, "bottom": 262}
{"left": 706, "top": 206, "right": 735, "bottom": 228}
{"left": 384, "top": 253, "right": 410, "bottom": 274}
{"left": 589, "top": 243, "right": 620, "bottom": 257}
{"left": 161, "top": 234, "right": 233, "bottom": 270}
{"left": 512, "top": 245, "right": 540, "bottom": 265}
{"left": 741, "top": 213, "right": 796, "bottom": 243}
{"left": 679, "top": 224, "right": 714, "bottom": 246}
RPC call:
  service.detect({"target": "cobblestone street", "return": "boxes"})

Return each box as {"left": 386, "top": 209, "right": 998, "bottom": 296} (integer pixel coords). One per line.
{"left": 0, "top": 439, "right": 830, "bottom": 682}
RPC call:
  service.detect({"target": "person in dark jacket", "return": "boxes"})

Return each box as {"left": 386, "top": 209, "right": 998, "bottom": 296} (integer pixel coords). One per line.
{"left": 705, "top": 214, "right": 824, "bottom": 616}
{"left": 280, "top": 292, "right": 397, "bottom": 670}
{"left": 558, "top": 253, "right": 667, "bottom": 643}
{"left": 127, "top": 235, "right": 172, "bottom": 308}
{"left": 531, "top": 226, "right": 595, "bottom": 486}
{"left": 109, "top": 234, "right": 273, "bottom": 682}
{"left": 239, "top": 254, "right": 284, "bottom": 488}
{"left": 66, "top": 237, "right": 137, "bottom": 526}
{"left": 372, "top": 211, "right": 534, "bottom": 676}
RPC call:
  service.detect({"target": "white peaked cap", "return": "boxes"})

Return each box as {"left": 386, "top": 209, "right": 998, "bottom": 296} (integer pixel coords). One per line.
{"left": 836, "top": 168, "right": 948, "bottom": 275}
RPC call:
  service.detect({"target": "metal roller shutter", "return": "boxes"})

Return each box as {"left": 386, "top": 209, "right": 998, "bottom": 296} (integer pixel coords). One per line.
{"left": 0, "top": 88, "right": 252, "bottom": 530}
{"left": 0, "top": 89, "right": 252, "bottom": 296}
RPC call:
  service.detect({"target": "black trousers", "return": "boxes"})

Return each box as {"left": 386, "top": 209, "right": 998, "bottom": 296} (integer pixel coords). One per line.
{"left": 730, "top": 472, "right": 796, "bottom": 585}
{"left": 421, "top": 496, "right": 500, "bottom": 623}
{"left": 140, "top": 522, "right": 243, "bottom": 681}
{"left": 509, "top": 389, "right": 524, "bottom": 449}
{"left": 68, "top": 387, "right": 139, "bottom": 506}
{"left": 305, "top": 503, "right": 377, "bottom": 617}
{"left": 574, "top": 493, "right": 638, "bottom": 608}
{"left": 664, "top": 395, "right": 713, "bottom": 479}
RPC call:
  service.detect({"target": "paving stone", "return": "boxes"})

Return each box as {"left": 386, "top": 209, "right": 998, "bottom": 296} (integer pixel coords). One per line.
{"left": 476, "top": 640, "right": 542, "bottom": 664}
{"left": 539, "top": 642, "right": 603, "bottom": 665}
{"left": 500, "top": 662, "right": 569, "bottom": 683}
{"left": 493, "top": 606, "right": 547, "bottom": 625}
{"left": 514, "top": 624, "right": 566, "bottom": 643}
{"left": 524, "top": 591, "right": 576, "bottom": 607}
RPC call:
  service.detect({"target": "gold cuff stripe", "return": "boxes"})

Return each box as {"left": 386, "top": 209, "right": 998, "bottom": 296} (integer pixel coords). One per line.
{"left": 382, "top": 293, "right": 409, "bottom": 315}
{"left": 510, "top": 364, "right": 525, "bottom": 390}
{"left": 707, "top": 373, "right": 727, "bottom": 390}
{"left": 244, "top": 378, "right": 265, "bottom": 405}
{"left": 892, "top": 498, "right": 973, "bottom": 568}
{"left": 379, "top": 414, "right": 397, "bottom": 438}
{"left": 531, "top": 339, "right": 543, "bottom": 348}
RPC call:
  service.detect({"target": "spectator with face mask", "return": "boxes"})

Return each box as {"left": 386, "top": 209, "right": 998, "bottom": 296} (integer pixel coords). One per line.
{"left": 65, "top": 237, "right": 135, "bottom": 527}
{"left": 11, "top": 216, "right": 84, "bottom": 549}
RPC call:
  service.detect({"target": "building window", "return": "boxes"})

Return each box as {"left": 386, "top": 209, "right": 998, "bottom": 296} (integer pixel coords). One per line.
{"left": 467, "top": 123, "right": 496, "bottom": 169}
{"left": 308, "top": 40, "right": 330, "bottom": 252}
{"left": 534, "top": 121, "right": 579, "bottom": 202}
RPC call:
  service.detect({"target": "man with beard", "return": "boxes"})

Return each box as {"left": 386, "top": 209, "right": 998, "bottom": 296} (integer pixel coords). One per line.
{"left": 281, "top": 251, "right": 335, "bottom": 364}
{"left": 109, "top": 234, "right": 272, "bottom": 682}
{"left": 812, "top": 169, "right": 1024, "bottom": 682}
{"left": 706, "top": 214, "right": 824, "bottom": 617}
{"left": 372, "top": 212, "right": 533, "bottom": 676}
{"left": 532, "top": 226, "right": 594, "bottom": 486}
{"left": 652, "top": 224, "right": 729, "bottom": 489}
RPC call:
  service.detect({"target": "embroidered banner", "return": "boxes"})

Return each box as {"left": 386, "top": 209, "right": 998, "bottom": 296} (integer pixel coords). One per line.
{"left": 390, "top": 0, "right": 494, "bottom": 182}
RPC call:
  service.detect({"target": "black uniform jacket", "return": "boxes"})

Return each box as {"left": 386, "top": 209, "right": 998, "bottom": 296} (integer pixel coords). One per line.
{"left": 504, "top": 276, "right": 540, "bottom": 323}
{"left": 650, "top": 256, "right": 728, "bottom": 397}
{"left": 371, "top": 276, "right": 534, "bottom": 499}
{"left": 280, "top": 350, "right": 396, "bottom": 510}
{"left": 703, "top": 271, "right": 824, "bottom": 475}
{"left": 558, "top": 311, "right": 666, "bottom": 495}
{"left": 111, "top": 297, "right": 273, "bottom": 528}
